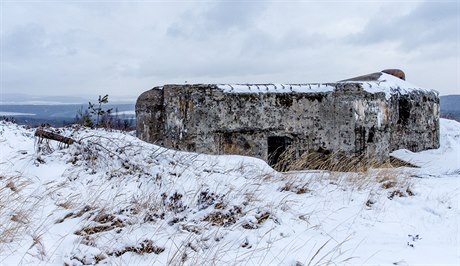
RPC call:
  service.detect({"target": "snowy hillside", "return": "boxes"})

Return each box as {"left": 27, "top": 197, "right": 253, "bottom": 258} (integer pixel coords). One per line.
{"left": 0, "top": 119, "right": 459, "bottom": 265}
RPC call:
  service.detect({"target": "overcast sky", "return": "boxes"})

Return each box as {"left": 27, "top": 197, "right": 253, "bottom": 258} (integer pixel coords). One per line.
{"left": 1, "top": 0, "right": 459, "bottom": 100}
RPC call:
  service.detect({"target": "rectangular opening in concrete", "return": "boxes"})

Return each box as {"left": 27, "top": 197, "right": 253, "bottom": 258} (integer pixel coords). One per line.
{"left": 267, "top": 136, "right": 292, "bottom": 168}
{"left": 398, "top": 97, "right": 411, "bottom": 125}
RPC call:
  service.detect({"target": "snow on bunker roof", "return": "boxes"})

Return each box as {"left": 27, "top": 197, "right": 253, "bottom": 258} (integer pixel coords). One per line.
{"left": 148, "top": 70, "right": 437, "bottom": 100}
{"left": 339, "top": 71, "right": 437, "bottom": 99}
{"left": 216, "top": 83, "right": 336, "bottom": 94}
{"left": 212, "top": 69, "right": 437, "bottom": 99}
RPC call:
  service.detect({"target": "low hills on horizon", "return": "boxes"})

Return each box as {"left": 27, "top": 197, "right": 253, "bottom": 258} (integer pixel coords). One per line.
{"left": 440, "top": 95, "right": 460, "bottom": 121}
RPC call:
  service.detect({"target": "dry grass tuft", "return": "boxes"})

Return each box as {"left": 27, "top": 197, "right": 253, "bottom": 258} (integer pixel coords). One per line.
{"left": 389, "top": 156, "right": 419, "bottom": 168}
{"left": 272, "top": 146, "right": 418, "bottom": 173}
{"left": 197, "top": 190, "right": 224, "bottom": 210}
{"left": 5, "top": 181, "right": 18, "bottom": 192}
{"left": 74, "top": 210, "right": 125, "bottom": 236}
{"left": 203, "top": 205, "right": 243, "bottom": 226}
{"left": 387, "top": 186, "right": 414, "bottom": 200}
{"left": 30, "top": 233, "right": 47, "bottom": 260}
{"left": 273, "top": 147, "right": 372, "bottom": 172}
{"left": 10, "top": 211, "right": 30, "bottom": 224}
{"left": 107, "top": 239, "right": 165, "bottom": 257}
{"left": 0, "top": 175, "right": 36, "bottom": 251}
{"left": 75, "top": 224, "right": 116, "bottom": 236}
{"left": 280, "top": 182, "right": 312, "bottom": 194}
{"left": 161, "top": 192, "right": 187, "bottom": 213}
{"left": 68, "top": 253, "right": 107, "bottom": 265}
{"left": 55, "top": 205, "right": 94, "bottom": 224}
{"left": 242, "top": 211, "right": 271, "bottom": 229}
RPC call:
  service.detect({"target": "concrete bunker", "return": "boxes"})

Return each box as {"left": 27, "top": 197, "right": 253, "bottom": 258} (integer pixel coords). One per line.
{"left": 136, "top": 70, "right": 440, "bottom": 169}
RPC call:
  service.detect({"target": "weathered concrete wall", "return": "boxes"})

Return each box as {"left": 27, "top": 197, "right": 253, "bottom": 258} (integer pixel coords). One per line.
{"left": 136, "top": 79, "right": 439, "bottom": 166}
{"left": 136, "top": 88, "right": 164, "bottom": 144}
{"left": 388, "top": 91, "right": 440, "bottom": 152}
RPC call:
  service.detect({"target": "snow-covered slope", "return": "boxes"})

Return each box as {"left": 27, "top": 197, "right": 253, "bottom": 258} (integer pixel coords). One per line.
{"left": 392, "top": 118, "right": 460, "bottom": 175}
{"left": 0, "top": 119, "right": 459, "bottom": 265}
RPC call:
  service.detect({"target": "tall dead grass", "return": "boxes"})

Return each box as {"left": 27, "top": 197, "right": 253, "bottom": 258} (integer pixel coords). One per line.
{"left": 273, "top": 146, "right": 416, "bottom": 173}
{"left": 0, "top": 175, "right": 34, "bottom": 252}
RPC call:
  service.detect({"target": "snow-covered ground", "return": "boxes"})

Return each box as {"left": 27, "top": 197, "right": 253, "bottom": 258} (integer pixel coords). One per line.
{"left": 0, "top": 119, "right": 458, "bottom": 265}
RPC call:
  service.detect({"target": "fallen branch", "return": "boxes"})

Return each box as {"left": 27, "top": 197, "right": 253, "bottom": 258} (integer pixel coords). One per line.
{"left": 35, "top": 129, "right": 76, "bottom": 145}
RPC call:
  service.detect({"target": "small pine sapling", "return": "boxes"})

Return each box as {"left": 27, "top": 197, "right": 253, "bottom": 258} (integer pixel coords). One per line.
{"left": 88, "top": 94, "right": 113, "bottom": 128}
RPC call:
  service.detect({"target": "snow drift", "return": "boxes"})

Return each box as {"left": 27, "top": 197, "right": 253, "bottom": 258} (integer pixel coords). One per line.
{"left": 0, "top": 119, "right": 458, "bottom": 265}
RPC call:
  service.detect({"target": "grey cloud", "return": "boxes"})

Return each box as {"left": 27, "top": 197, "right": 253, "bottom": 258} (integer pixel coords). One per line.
{"left": 3, "top": 24, "right": 92, "bottom": 60}
{"left": 240, "top": 29, "right": 331, "bottom": 57}
{"left": 3, "top": 1, "right": 458, "bottom": 96}
{"left": 3, "top": 24, "right": 47, "bottom": 59}
{"left": 167, "top": 1, "right": 268, "bottom": 38}
{"left": 202, "top": 1, "right": 267, "bottom": 31}
{"left": 125, "top": 29, "right": 332, "bottom": 82}
{"left": 126, "top": 53, "right": 282, "bottom": 80}
{"left": 349, "top": 1, "right": 458, "bottom": 51}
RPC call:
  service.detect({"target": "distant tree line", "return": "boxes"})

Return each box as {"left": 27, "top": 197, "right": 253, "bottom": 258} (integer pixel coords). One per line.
{"left": 441, "top": 112, "right": 460, "bottom": 122}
